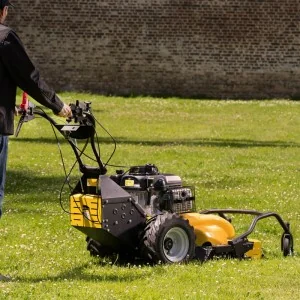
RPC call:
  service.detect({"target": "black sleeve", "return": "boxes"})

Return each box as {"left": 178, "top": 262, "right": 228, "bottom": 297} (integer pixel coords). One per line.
{"left": 1, "top": 30, "right": 63, "bottom": 114}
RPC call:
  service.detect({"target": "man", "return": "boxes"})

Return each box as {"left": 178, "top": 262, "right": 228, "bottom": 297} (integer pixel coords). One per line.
{"left": 0, "top": 0, "right": 72, "bottom": 220}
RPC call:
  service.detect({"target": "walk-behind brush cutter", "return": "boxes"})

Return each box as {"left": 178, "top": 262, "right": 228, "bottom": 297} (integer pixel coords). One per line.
{"left": 16, "top": 99, "right": 294, "bottom": 264}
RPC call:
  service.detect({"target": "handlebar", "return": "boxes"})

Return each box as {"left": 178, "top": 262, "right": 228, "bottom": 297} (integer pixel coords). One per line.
{"left": 16, "top": 100, "right": 95, "bottom": 137}
{"left": 15, "top": 99, "right": 107, "bottom": 175}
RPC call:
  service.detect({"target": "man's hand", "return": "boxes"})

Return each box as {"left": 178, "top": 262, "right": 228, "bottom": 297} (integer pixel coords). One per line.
{"left": 58, "top": 103, "right": 72, "bottom": 118}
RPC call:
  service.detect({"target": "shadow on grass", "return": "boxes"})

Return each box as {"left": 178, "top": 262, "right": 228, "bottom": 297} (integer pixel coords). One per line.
{"left": 12, "top": 260, "right": 164, "bottom": 283}
{"left": 12, "top": 262, "right": 144, "bottom": 283}
{"left": 11, "top": 136, "right": 300, "bottom": 148}
{"left": 6, "top": 170, "right": 67, "bottom": 196}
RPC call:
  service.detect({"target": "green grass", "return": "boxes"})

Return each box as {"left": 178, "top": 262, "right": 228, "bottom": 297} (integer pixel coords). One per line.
{"left": 1, "top": 93, "right": 299, "bottom": 299}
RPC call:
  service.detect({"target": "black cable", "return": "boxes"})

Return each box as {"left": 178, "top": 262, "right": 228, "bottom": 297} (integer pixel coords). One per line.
{"left": 91, "top": 114, "right": 117, "bottom": 167}
{"left": 55, "top": 134, "right": 102, "bottom": 226}
{"left": 49, "top": 123, "right": 78, "bottom": 213}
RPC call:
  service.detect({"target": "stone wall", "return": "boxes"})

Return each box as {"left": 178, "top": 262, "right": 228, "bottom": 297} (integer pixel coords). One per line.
{"left": 6, "top": 0, "right": 300, "bottom": 99}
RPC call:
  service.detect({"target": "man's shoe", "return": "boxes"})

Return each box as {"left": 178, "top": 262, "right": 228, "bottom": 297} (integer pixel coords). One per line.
{"left": 0, "top": 274, "right": 11, "bottom": 281}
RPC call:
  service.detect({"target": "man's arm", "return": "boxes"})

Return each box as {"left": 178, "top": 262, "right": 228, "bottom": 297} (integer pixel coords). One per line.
{"left": 1, "top": 30, "right": 66, "bottom": 114}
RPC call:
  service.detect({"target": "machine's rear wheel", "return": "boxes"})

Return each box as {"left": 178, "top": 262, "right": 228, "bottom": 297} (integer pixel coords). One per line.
{"left": 140, "top": 213, "right": 195, "bottom": 263}
{"left": 86, "top": 237, "right": 113, "bottom": 257}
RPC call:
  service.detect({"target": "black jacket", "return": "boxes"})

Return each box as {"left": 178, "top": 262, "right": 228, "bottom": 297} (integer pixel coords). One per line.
{"left": 0, "top": 24, "right": 63, "bottom": 135}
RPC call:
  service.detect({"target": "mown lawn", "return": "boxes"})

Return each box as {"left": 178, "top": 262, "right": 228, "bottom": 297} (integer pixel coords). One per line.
{"left": 0, "top": 93, "right": 299, "bottom": 299}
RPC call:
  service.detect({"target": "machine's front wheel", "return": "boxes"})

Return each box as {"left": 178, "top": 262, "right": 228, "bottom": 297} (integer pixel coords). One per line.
{"left": 282, "top": 234, "right": 293, "bottom": 257}
{"left": 140, "top": 213, "right": 195, "bottom": 263}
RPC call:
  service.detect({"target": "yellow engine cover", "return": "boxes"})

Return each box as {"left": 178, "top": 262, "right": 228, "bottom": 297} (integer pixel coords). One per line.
{"left": 70, "top": 194, "right": 102, "bottom": 228}
{"left": 182, "top": 213, "right": 236, "bottom": 246}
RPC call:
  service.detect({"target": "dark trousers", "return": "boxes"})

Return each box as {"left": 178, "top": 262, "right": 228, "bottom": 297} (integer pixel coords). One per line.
{"left": 0, "top": 135, "right": 8, "bottom": 218}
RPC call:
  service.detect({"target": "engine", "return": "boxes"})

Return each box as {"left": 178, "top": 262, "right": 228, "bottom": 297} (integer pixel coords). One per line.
{"left": 110, "top": 164, "right": 195, "bottom": 216}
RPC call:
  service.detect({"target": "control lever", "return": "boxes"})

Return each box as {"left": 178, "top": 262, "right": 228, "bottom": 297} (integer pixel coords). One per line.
{"left": 67, "top": 100, "right": 92, "bottom": 124}
{"left": 15, "top": 92, "right": 35, "bottom": 137}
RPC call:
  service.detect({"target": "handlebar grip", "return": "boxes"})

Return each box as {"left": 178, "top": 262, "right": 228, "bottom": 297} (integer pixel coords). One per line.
{"left": 68, "top": 101, "right": 92, "bottom": 123}
{"left": 20, "top": 92, "right": 29, "bottom": 111}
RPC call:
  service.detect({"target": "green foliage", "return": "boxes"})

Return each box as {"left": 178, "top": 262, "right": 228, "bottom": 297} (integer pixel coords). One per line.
{"left": 1, "top": 94, "right": 299, "bottom": 299}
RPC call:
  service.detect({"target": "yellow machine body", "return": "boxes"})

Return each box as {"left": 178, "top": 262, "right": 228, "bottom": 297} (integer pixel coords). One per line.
{"left": 70, "top": 193, "right": 102, "bottom": 229}
{"left": 182, "top": 213, "right": 263, "bottom": 259}
{"left": 245, "top": 239, "right": 263, "bottom": 259}
{"left": 182, "top": 212, "right": 236, "bottom": 246}
{"left": 69, "top": 187, "right": 264, "bottom": 259}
